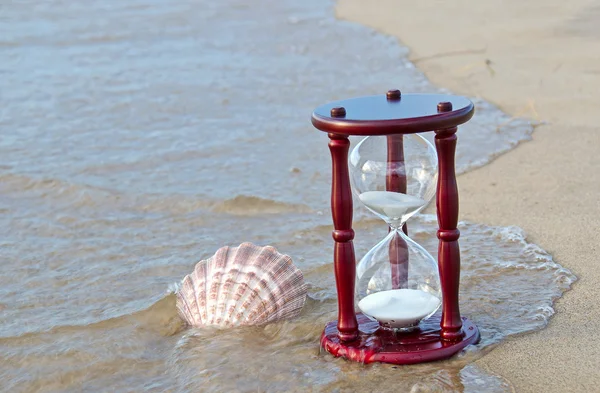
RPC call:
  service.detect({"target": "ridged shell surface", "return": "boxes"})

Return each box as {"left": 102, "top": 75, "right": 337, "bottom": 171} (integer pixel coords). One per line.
{"left": 176, "top": 243, "right": 307, "bottom": 327}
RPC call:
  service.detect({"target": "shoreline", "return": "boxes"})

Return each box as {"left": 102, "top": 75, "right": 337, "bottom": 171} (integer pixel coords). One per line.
{"left": 336, "top": 0, "right": 600, "bottom": 391}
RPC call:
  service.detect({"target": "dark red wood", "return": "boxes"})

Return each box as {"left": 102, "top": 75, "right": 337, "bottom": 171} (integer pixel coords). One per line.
{"left": 389, "top": 231, "right": 408, "bottom": 289}
{"left": 435, "top": 101, "right": 464, "bottom": 342}
{"left": 320, "top": 313, "right": 479, "bottom": 365}
{"left": 386, "top": 89, "right": 401, "bottom": 100}
{"left": 312, "top": 94, "right": 474, "bottom": 136}
{"left": 328, "top": 132, "right": 358, "bottom": 342}
{"left": 314, "top": 92, "right": 478, "bottom": 364}
{"left": 386, "top": 134, "right": 408, "bottom": 289}
{"left": 386, "top": 135, "right": 408, "bottom": 207}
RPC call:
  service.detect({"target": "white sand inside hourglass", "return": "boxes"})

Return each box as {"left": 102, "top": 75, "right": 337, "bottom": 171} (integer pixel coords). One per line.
{"left": 359, "top": 191, "right": 426, "bottom": 220}
{"left": 358, "top": 289, "right": 440, "bottom": 328}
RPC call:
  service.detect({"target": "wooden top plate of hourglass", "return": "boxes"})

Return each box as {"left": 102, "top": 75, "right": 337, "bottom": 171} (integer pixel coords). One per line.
{"left": 311, "top": 89, "right": 480, "bottom": 365}
{"left": 312, "top": 90, "right": 474, "bottom": 135}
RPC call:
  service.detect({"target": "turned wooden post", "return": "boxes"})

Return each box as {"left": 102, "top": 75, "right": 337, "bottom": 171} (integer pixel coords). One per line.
{"left": 435, "top": 101, "right": 464, "bottom": 341}
{"left": 386, "top": 134, "right": 409, "bottom": 289}
{"left": 327, "top": 106, "right": 358, "bottom": 342}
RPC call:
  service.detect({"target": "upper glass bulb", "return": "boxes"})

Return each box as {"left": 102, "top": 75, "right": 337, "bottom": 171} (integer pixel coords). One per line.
{"left": 349, "top": 134, "right": 437, "bottom": 229}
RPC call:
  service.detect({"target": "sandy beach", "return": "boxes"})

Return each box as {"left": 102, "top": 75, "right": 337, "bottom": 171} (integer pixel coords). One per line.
{"left": 337, "top": 0, "right": 600, "bottom": 391}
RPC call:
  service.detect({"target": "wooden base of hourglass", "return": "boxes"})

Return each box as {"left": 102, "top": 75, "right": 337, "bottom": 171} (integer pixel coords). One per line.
{"left": 320, "top": 314, "right": 480, "bottom": 365}
{"left": 312, "top": 92, "right": 480, "bottom": 365}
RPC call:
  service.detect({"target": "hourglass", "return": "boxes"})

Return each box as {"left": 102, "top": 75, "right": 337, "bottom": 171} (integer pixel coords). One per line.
{"left": 311, "top": 90, "right": 480, "bottom": 365}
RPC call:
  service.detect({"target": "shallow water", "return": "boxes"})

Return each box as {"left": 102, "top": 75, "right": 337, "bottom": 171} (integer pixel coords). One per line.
{"left": 0, "top": 0, "right": 574, "bottom": 392}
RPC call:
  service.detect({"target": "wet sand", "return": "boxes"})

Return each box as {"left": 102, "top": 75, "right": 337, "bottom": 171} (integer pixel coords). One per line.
{"left": 336, "top": 0, "right": 600, "bottom": 391}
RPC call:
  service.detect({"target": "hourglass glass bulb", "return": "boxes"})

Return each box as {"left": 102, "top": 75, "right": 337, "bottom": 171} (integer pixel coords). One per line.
{"left": 354, "top": 228, "right": 441, "bottom": 330}
{"left": 349, "top": 134, "right": 436, "bottom": 226}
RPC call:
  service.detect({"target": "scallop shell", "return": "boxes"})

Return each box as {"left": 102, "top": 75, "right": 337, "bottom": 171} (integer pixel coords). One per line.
{"left": 176, "top": 242, "right": 307, "bottom": 328}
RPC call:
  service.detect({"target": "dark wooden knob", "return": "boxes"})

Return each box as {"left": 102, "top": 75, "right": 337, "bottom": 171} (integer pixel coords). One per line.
{"left": 386, "top": 89, "right": 401, "bottom": 100}
{"left": 330, "top": 107, "right": 346, "bottom": 118}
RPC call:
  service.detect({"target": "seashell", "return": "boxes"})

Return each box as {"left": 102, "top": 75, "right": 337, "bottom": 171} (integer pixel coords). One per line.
{"left": 176, "top": 242, "right": 307, "bottom": 328}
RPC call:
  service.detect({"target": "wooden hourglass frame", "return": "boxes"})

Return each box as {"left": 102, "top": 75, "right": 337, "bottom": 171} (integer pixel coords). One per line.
{"left": 311, "top": 90, "right": 480, "bottom": 365}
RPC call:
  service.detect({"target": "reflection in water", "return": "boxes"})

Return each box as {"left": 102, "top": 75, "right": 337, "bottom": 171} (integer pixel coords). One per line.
{"left": 0, "top": 0, "right": 570, "bottom": 391}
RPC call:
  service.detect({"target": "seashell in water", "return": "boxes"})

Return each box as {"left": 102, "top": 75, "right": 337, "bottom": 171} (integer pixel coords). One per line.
{"left": 176, "top": 242, "right": 307, "bottom": 328}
